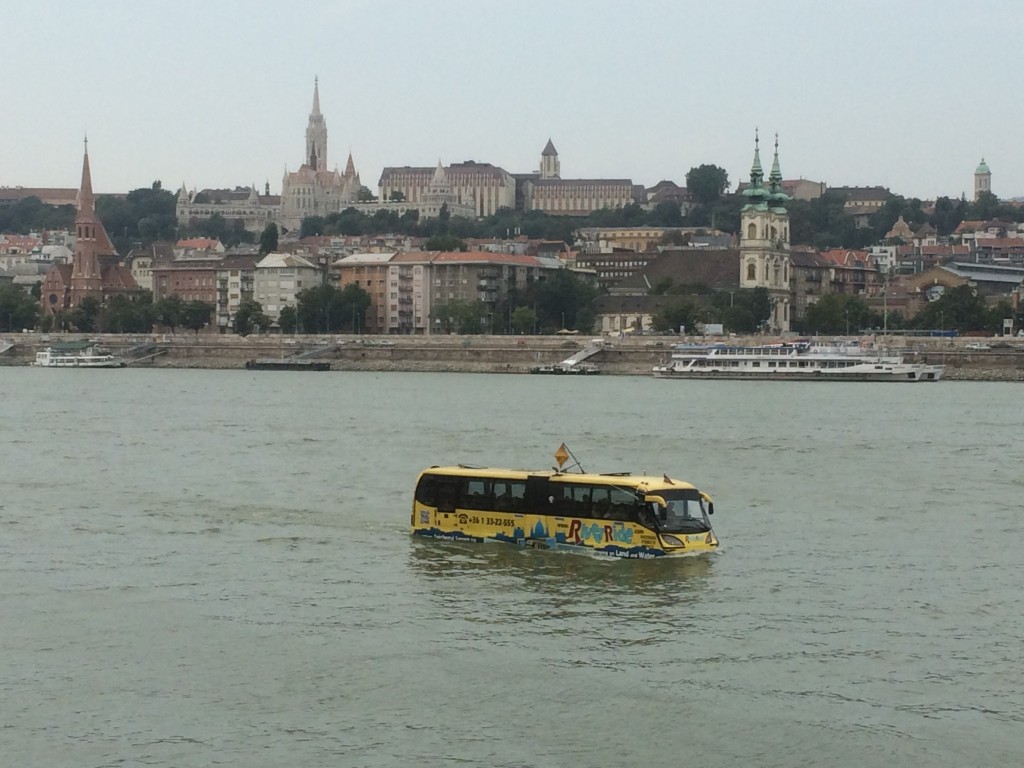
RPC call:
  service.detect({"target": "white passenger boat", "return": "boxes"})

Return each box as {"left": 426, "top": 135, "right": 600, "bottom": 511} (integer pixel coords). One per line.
{"left": 33, "top": 341, "right": 126, "bottom": 368}
{"left": 653, "top": 340, "right": 943, "bottom": 382}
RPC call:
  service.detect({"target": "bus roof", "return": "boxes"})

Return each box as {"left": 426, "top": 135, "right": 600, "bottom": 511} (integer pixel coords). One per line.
{"left": 418, "top": 466, "right": 697, "bottom": 492}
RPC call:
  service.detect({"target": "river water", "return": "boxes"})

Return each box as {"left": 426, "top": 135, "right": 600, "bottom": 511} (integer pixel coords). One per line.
{"left": 2, "top": 369, "right": 1022, "bottom": 767}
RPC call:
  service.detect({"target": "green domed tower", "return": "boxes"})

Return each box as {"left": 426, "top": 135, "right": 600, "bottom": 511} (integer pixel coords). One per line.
{"left": 974, "top": 158, "right": 991, "bottom": 201}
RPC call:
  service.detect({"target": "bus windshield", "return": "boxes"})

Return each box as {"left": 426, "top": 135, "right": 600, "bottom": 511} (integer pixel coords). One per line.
{"left": 652, "top": 490, "right": 710, "bottom": 533}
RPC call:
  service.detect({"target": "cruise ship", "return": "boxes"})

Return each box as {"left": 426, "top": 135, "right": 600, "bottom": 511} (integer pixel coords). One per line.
{"left": 652, "top": 340, "right": 943, "bottom": 382}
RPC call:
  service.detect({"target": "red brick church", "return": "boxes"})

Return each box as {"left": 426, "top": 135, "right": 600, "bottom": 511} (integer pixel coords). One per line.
{"left": 40, "top": 140, "right": 138, "bottom": 316}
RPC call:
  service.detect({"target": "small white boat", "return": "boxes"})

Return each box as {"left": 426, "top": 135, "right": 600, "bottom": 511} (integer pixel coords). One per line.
{"left": 34, "top": 341, "right": 126, "bottom": 368}
{"left": 653, "top": 340, "right": 943, "bottom": 382}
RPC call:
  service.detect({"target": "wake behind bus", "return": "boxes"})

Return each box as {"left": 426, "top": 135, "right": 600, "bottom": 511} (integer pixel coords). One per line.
{"left": 411, "top": 450, "right": 718, "bottom": 559}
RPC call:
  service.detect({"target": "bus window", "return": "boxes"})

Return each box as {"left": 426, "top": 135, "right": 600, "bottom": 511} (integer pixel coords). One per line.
{"left": 658, "top": 490, "right": 710, "bottom": 533}
{"left": 609, "top": 486, "right": 641, "bottom": 522}
{"left": 460, "top": 478, "right": 491, "bottom": 511}
{"left": 436, "top": 478, "right": 460, "bottom": 513}
{"left": 590, "top": 487, "right": 612, "bottom": 518}
{"left": 509, "top": 481, "right": 526, "bottom": 511}
{"left": 567, "top": 484, "right": 593, "bottom": 518}
{"left": 493, "top": 480, "right": 526, "bottom": 513}
{"left": 415, "top": 474, "right": 438, "bottom": 506}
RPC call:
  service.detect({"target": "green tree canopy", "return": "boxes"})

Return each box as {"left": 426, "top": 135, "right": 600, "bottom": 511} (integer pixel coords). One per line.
{"left": 69, "top": 296, "right": 103, "bottom": 333}
{"left": 801, "top": 294, "right": 871, "bottom": 335}
{"left": 685, "top": 165, "right": 730, "bottom": 208}
{"left": 295, "top": 283, "right": 371, "bottom": 333}
{"left": 510, "top": 306, "right": 537, "bottom": 334}
{"left": 100, "top": 291, "right": 154, "bottom": 333}
{"left": 182, "top": 300, "right": 213, "bottom": 334}
{"left": 0, "top": 284, "right": 41, "bottom": 331}
{"left": 153, "top": 295, "right": 186, "bottom": 333}
{"left": 432, "top": 299, "right": 488, "bottom": 334}
{"left": 259, "top": 222, "right": 279, "bottom": 255}
{"left": 233, "top": 297, "right": 270, "bottom": 336}
{"left": 910, "top": 284, "right": 997, "bottom": 333}
{"left": 278, "top": 305, "right": 297, "bottom": 334}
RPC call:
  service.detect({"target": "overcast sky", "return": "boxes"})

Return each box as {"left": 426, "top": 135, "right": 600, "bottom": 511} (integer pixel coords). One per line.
{"left": 3, "top": 0, "right": 1020, "bottom": 201}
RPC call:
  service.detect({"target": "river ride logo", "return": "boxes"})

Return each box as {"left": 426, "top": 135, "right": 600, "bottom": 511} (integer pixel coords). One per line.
{"left": 567, "top": 519, "right": 634, "bottom": 545}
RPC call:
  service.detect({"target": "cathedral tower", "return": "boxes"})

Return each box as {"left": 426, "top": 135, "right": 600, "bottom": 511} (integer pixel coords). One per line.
{"left": 540, "top": 138, "right": 560, "bottom": 179}
{"left": 306, "top": 77, "right": 328, "bottom": 171}
{"left": 739, "top": 132, "right": 791, "bottom": 333}
{"left": 974, "top": 158, "right": 991, "bottom": 201}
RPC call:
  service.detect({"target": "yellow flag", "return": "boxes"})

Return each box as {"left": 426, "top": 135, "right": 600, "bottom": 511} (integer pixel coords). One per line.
{"left": 554, "top": 443, "right": 570, "bottom": 468}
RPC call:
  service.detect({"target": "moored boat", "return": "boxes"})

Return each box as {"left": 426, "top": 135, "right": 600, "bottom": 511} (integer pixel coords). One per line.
{"left": 33, "top": 341, "right": 125, "bottom": 368}
{"left": 653, "top": 339, "right": 943, "bottom": 382}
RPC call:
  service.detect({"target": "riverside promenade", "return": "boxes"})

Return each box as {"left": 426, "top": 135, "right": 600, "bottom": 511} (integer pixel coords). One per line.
{"left": 2, "top": 332, "right": 1023, "bottom": 380}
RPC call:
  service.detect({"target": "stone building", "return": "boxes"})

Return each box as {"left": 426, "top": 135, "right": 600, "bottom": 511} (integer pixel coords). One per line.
{"left": 738, "top": 132, "right": 791, "bottom": 332}
{"left": 40, "top": 140, "right": 138, "bottom": 316}
{"left": 379, "top": 161, "right": 513, "bottom": 218}
{"left": 176, "top": 184, "right": 279, "bottom": 234}
{"left": 416, "top": 161, "right": 476, "bottom": 219}
{"left": 521, "top": 140, "right": 637, "bottom": 216}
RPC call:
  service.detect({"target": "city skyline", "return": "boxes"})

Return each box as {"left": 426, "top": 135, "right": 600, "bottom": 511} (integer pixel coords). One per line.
{"left": 3, "top": 0, "right": 1021, "bottom": 202}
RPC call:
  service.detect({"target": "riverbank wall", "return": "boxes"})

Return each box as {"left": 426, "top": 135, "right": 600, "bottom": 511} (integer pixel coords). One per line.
{"left": 3, "top": 333, "right": 1024, "bottom": 380}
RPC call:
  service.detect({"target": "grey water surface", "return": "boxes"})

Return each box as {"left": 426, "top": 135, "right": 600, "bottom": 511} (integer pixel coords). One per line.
{"left": 2, "top": 369, "right": 1022, "bottom": 767}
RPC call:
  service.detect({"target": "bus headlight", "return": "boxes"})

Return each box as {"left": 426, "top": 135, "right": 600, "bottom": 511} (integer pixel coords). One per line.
{"left": 661, "top": 535, "right": 685, "bottom": 548}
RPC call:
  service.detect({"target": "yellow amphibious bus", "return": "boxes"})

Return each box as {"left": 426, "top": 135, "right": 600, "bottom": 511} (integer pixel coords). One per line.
{"left": 410, "top": 464, "right": 718, "bottom": 558}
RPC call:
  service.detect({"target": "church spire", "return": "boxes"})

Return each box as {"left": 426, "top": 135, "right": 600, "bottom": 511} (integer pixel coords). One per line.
{"left": 768, "top": 134, "right": 790, "bottom": 211}
{"left": 305, "top": 76, "right": 328, "bottom": 171}
{"left": 78, "top": 135, "right": 95, "bottom": 215}
{"left": 768, "top": 133, "right": 782, "bottom": 191}
{"left": 742, "top": 129, "right": 768, "bottom": 207}
{"left": 749, "top": 129, "right": 763, "bottom": 187}
{"left": 345, "top": 151, "right": 356, "bottom": 178}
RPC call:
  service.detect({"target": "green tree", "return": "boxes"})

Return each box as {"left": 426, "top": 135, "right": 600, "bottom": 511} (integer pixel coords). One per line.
{"left": 685, "top": 164, "right": 730, "bottom": 208}
{"left": 69, "top": 296, "right": 102, "bottom": 332}
{"left": 295, "top": 283, "right": 371, "bottom": 333}
{"left": 510, "top": 306, "right": 537, "bottom": 334}
{"left": 259, "top": 222, "right": 279, "bottom": 255}
{"left": 910, "top": 284, "right": 991, "bottom": 333}
{"left": 388, "top": 190, "right": 407, "bottom": 202}
{"left": 101, "top": 291, "right": 154, "bottom": 333}
{"left": 931, "top": 196, "right": 966, "bottom": 237}
{"left": 357, "top": 186, "right": 376, "bottom": 202}
{"left": 424, "top": 234, "right": 467, "bottom": 251}
{"left": 300, "top": 216, "right": 325, "bottom": 238}
{"left": 153, "top": 295, "right": 186, "bottom": 333}
{"left": 233, "top": 297, "right": 270, "bottom": 336}
{"left": 802, "top": 294, "right": 871, "bottom": 334}
{"left": 278, "top": 305, "right": 297, "bottom": 334}
{"left": 182, "top": 300, "right": 213, "bottom": 335}
{"left": 0, "top": 196, "right": 75, "bottom": 233}
{"left": 0, "top": 284, "right": 41, "bottom": 331}
{"left": 431, "top": 299, "right": 487, "bottom": 334}
{"left": 652, "top": 298, "right": 700, "bottom": 334}
{"left": 521, "top": 269, "right": 599, "bottom": 332}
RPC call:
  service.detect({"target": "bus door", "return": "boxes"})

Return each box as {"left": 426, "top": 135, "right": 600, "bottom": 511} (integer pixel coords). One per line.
{"left": 525, "top": 475, "right": 553, "bottom": 514}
